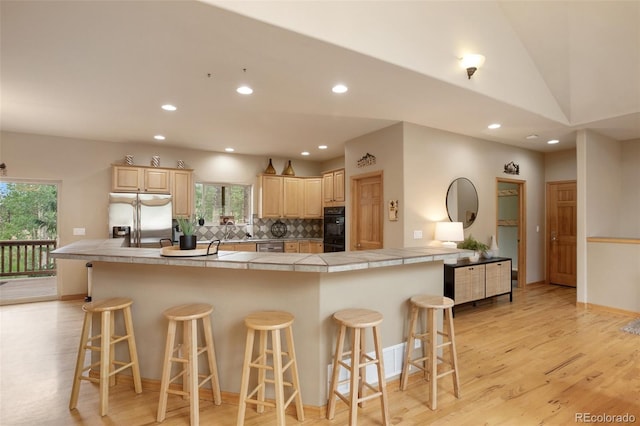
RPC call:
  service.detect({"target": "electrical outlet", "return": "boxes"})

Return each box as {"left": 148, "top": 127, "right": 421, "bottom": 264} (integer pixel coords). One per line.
{"left": 414, "top": 339, "right": 421, "bottom": 349}
{"left": 413, "top": 230, "right": 423, "bottom": 239}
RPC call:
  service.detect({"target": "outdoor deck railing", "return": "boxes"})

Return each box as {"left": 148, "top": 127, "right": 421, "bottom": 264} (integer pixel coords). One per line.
{"left": 0, "top": 240, "right": 57, "bottom": 277}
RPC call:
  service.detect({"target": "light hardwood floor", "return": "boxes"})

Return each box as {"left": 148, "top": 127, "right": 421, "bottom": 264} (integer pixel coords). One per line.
{"left": 1, "top": 284, "right": 638, "bottom": 425}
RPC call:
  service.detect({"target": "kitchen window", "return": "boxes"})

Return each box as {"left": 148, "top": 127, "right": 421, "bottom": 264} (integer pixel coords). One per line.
{"left": 195, "top": 182, "right": 252, "bottom": 224}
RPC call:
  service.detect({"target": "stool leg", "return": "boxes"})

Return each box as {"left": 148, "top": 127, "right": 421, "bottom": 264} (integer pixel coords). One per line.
{"left": 201, "top": 315, "right": 222, "bottom": 405}
{"left": 187, "top": 319, "right": 199, "bottom": 426}
{"left": 285, "top": 325, "right": 304, "bottom": 421}
{"left": 349, "top": 327, "right": 361, "bottom": 426}
{"left": 123, "top": 306, "right": 142, "bottom": 393}
{"left": 358, "top": 328, "right": 366, "bottom": 408}
{"left": 445, "top": 307, "right": 461, "bottom": 398}
{"left": 372, "top": 325, "right": 390, "bottom": 426}
{"left": 99, "top": 310, "right": 111, "bottom": 416}
{"left": 109, "top": 312, "right": 116, "bottom": 387}
{"left": 69, "top": 311, "right": 92, "bottom": 410}
{"left": 182, "top": 321, "right": 191, "bottom": 401}
{"left": 427, "top": 307, "right": 437, "bottom": 410}
{"left": 271, "top": 329, "right": 286, "bottom": 426}
{"left": 237, "top": 328, "right": 255, "bottom": 426}
{"left": 157, "top": 319, "right": 177, "bottom": 422}
{"left": 256, "top": 329, "right": 267, "bottom": 414}
{"left": 327, "top": 324, "right": 346, "bottom": 420}
{"left": 400, "top": 304, "right": 418, "bottom": 390}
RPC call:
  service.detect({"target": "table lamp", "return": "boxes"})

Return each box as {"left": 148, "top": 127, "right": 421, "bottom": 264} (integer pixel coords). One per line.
{"left": 434, "top": 221, "right": 464, "bottom": 248}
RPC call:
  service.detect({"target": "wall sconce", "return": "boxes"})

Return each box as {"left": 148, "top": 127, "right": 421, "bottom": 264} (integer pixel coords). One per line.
{"left": 434, "top": 221, "right": 464, "bottom": 248}
{"left": 460, "top": 54, "right": 485, "bottom": 79}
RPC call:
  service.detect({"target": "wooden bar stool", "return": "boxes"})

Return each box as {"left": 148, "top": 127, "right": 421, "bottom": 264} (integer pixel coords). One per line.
{"left": 157, "top": 303, "right": 221, "bottom": 426}
{"left": 237, "top": 311, "right": 304, "bottom": 426}
{"left": 69, "top": 297, "right": 142, "bottom": 416}
{"left": 327, "top": 308, "right": 390, "bottom": 426}
{"left": 400, "top": 295, "right": 460, "bottom": 409}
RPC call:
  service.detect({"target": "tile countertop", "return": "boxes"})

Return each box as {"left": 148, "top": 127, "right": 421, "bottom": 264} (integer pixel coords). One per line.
{"left": 51, "top": 239, "right": 467, "bottom": 273}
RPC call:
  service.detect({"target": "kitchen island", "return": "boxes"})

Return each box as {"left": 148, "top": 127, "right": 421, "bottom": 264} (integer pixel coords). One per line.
{"left": 52, "top": 239, "right": 464, "bottom": 410}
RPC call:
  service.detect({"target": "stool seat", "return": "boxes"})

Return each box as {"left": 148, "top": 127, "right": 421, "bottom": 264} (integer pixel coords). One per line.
{"left": 83, "top": 297, "right": 133, "bottom": 312}
{"left": 157, "top": 303, "right": 221, "bottom": 426}
{"left": 410, "top": 295, "right": 454, "bottom": 309}
{"left": 327, "top": 308, "right": 389, "bottom": 426}
{"left": 237, "top": 310, "right": 304, "bottom": 426}
{"left": 244, "top": 311, "right": 294, "bottom": 330}
{"left": 69, "top": 297, "right": 142, "bottom": 417}
{"left": 333, "top": 308, "right": 383, "bottom": 328}
{"left": 163, "top": 303, "right": 213, "bottom": 321}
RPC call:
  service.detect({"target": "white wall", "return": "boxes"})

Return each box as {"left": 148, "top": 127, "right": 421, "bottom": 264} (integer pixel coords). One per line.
{"left": 342, "top": 122, "right": 546, "bottom": 284}
{"left": 1, "top": 131, "right": 323, "bottom": 296}
{"left": 620, "top": 140, "right": 640, "bottom": 237}
{"left": 545, "top": 149, "right": 577, "bottom": 182}
{"left": 344, "top": 123, "right": 405, "bottom": 249}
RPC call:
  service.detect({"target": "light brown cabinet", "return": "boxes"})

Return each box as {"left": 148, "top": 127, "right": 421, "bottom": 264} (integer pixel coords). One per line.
{"left": 259, "top": 175, "right": 284, "bottom": 218}
{"left": 283, "top": 177, "right": 304, "bottom": 218}
{"left": 323, "top": 168, "right": 345, "bottom": 206}
{"left": 171, "top": 170, "right": 193, "bottom": 218}
{"left": 112, "top": 165, "right": 193, "bottom": 217}
{"left": 299, "top": 240, "right": 323, "bottom": 253}
{"left": 444, "top": 258, "right": 512, "bottom": 307}
{"left": 219, "top": 242, "right": 257, "bottom": 252}
{"left": 303, "top": 178, "right": 323, "bottom": 218}
{"left": 284, "top": 241, "right": 299, "bottom": 253}
{"left": 259, "top": 175, "right": 324, "bottom": 219}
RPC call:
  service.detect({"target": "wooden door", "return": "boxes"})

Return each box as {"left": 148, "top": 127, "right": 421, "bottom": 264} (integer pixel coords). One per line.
{"left": 547, "top": 181, "right": 577, "bottom": 287}
{"left": 351, "top": 172, "right": 383, "bottom": 250}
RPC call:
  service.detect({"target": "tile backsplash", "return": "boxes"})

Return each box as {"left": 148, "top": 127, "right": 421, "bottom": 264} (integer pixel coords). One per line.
{"left": 194, "top": 216, "right": 322, "bottom": 241}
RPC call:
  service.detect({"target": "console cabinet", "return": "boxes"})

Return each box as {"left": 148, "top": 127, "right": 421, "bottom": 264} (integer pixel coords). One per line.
{"left": 444, "top": 257, "right": 512, "bottom": 307}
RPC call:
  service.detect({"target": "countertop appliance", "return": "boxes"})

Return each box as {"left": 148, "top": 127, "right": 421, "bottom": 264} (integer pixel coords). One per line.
{"left": 256, "top": 241, "right": 284, "bottom": 252}
{"left": 109, "top": 193, "right": 172, "bottom": 248}
{"left": 323, "top": 206, "right": 345, "bottom": 252}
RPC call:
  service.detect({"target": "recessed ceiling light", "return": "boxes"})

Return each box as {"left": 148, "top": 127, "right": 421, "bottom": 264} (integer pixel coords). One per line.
{"left": 318, "top": 145, "right": 328, "bottom": 150}
{"left": 236, "top": 85, "right": 253, "bottom": 95}
{"left": 154, "top": 135, "right": 166, "bottom": 141}
{"left": 332, "top": 84, "right": 348, "bottom": 94}
{"left": 301, "top": 151, "right": 310, "bottom": 156}
{"left": 488, "top": 123, "right": 501, "bottom": 129}
{"left": 161, "top": 104, "right": 177, "bottom": 111}
{"left": 547, "top": 139, "right": 560, "bottom": 145}
{"left": 525, "top": 134, "right": 539, "bottom": 140}
{"left": 225, "top": 147, "right": 235, "bottom": 152}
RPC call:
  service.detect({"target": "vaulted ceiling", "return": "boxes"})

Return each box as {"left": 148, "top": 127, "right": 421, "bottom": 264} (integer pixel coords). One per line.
{"left": 2, "top": 1, "right": 639, "bottom": 161}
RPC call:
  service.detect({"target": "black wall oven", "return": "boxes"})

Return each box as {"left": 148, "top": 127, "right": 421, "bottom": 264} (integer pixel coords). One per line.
{"left": 323, "top": 206, "right": 345, "bottom": 252}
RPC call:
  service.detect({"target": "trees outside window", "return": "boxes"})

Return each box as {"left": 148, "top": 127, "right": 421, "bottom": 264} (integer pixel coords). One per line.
{"left": 194, "top": 183, "right": 251, "bottom": 224}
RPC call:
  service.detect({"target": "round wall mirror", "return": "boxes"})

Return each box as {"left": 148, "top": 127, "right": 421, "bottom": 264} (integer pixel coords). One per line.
{"left": 446, "top": 177, "right": 478, "bottom": 228}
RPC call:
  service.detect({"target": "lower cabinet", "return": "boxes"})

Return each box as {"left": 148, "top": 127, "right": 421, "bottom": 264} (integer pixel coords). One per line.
{"left": 444, "top": 257, "right": 512, "bottom": 308}
{"left": 219, "top": 242, "right": 256, "bottom": 252}
{"left": 298, "top": 240, "right": 323, "bottom": 254}
{"left": 284, "top": 241, "right": 299, "bottom": 253}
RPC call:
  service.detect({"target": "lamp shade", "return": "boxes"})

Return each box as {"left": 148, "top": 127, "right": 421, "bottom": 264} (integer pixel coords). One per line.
{"left": 434, "top": 222, "right": 464, "bottom": 248}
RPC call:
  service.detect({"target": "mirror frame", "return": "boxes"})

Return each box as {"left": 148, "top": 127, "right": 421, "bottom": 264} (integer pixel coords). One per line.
{"left": 446, "top": 177, "right": 479, "bottom": 228}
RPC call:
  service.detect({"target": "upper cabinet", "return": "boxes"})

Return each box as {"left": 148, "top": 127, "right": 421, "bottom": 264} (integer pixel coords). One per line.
{"left": 258, "top": 175, "right": 323, "bottom": 219}
{"left": 171, "top": 169, "right": 193, "bottom": 218}
{"left": 112, "top": 165, "right": 193, "bottom": 217}
{"left": 112, "top": 165, "right": 170, "bottom": 193}
{"left": 323, "top": 168, "right": 345, "bottom": 206}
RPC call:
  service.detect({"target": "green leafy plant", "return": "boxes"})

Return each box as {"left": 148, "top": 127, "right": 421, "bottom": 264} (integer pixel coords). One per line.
{"left": 458, "top": 235, "right": 489, "bottom": 252}
{"left": 176, "top": 216, "right": 195, "bottom": 236}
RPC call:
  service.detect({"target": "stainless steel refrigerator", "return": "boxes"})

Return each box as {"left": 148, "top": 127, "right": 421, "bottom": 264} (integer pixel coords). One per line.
{"left": 108, "top": 193, "right": 173, "bottom": 247}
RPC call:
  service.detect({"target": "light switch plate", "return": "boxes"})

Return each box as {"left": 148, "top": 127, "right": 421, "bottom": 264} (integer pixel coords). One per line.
{"left": 413, "top": 230, "right": 423, "bottom": 239}
{"left": 73, "top": 228, "right": 85, "bottom": 236}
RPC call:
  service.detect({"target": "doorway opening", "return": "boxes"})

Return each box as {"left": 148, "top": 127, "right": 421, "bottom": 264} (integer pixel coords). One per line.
{"left": 350, "top": 171, "right": 383, "bottom": 251}
{"left": 0, "top": 180, "right": 58, "bottom": 305}
{"left": 496, "top": 178, "right": 526, "bottom": 289}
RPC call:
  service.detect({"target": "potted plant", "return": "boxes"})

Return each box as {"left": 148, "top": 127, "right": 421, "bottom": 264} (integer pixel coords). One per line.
{"left": 176, "top": 216, "right": 197, "bottom": 250}
{"left": 458, "top": 235, "right": 489, "bottom": 262}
